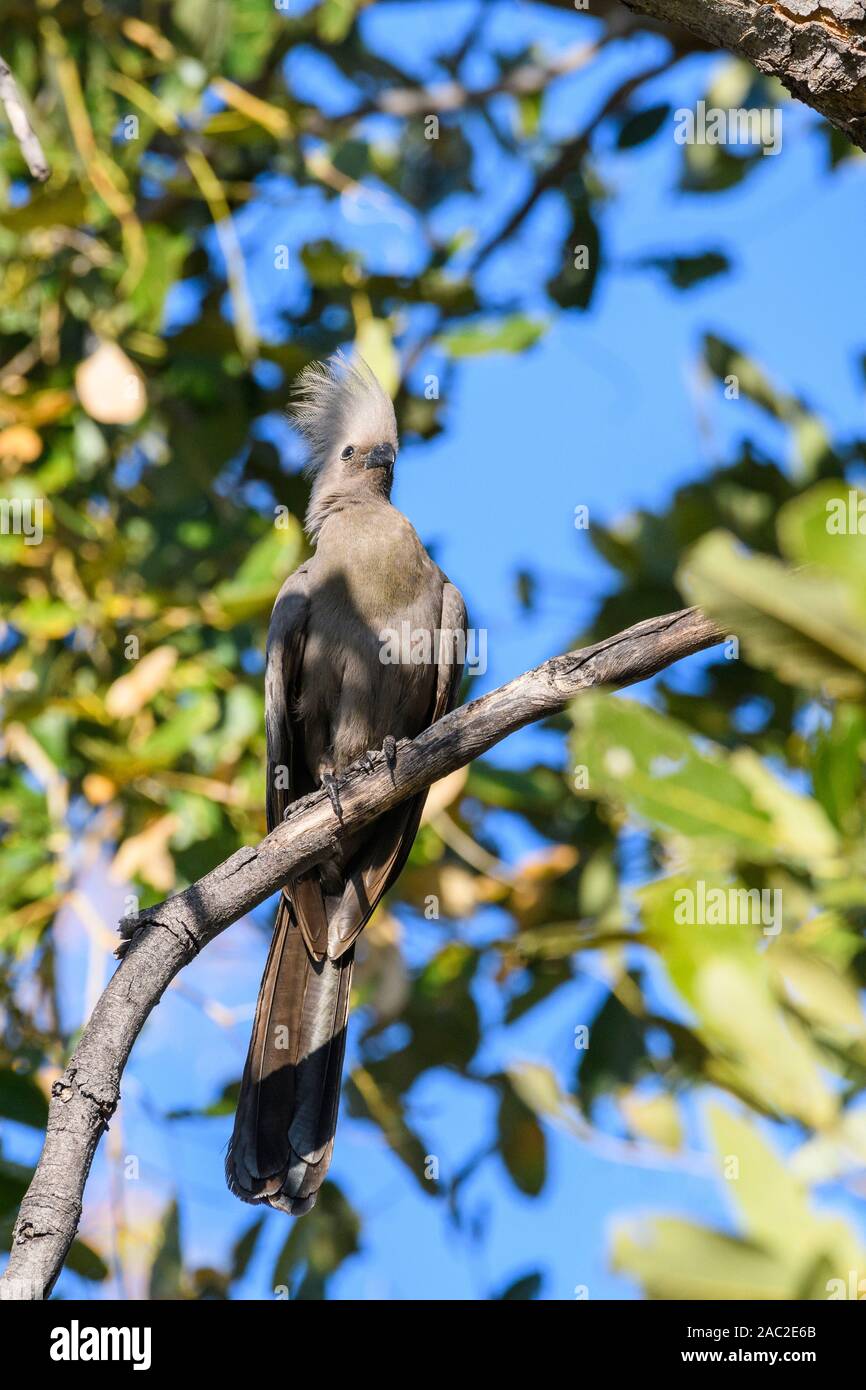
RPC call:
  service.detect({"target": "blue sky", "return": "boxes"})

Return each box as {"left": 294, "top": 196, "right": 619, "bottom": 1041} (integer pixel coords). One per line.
{"left": 5, "top": 0, "right": 865, "bottom": 1300}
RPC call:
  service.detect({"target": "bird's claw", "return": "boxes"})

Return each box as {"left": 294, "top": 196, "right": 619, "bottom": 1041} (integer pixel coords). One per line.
{"left": 359, "top": 752, "right": 376, "bottom": 775}
{"left": 383, "top": 735, "right": 397, "bottom": 773}
{"left": 322, "top": 771, "right": 343, "bottom": 822}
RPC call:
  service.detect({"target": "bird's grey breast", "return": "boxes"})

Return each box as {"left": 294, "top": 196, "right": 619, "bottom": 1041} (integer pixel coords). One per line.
{"left": 298, "top": 504, "right": 443, "bottom": 773}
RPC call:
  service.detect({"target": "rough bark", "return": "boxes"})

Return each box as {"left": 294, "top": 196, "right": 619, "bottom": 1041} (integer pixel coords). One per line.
{"left": 620, "top": 0, "right": 866, "bottom": 149}
{"left": 0, "top": 606, "right": 724, "bottom": 1300}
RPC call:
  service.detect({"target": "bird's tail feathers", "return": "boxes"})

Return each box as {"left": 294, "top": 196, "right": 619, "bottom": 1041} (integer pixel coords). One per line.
{"left": 226, "top": 897, "right": 354, "bottom": 1215}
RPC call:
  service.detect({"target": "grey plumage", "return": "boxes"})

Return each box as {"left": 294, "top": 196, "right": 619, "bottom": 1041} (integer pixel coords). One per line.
{"left": 226, "top": 353, "right": 466, "bottom": 1215}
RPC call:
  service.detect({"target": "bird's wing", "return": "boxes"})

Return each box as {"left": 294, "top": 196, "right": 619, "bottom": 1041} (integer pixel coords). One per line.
{"left": 264, "top": 565, "right": 311, "bottom": 833}
{"left": 430, "top": 578, "right": 469, "bottom": 726}
{"left": 374, "top": 578, "right": 467, "bottom": 892}
{"left": 228, "top": 561, "right": 352, "bottom": 1215}
{"left": 265, "top": 565, "right": 333, "bottom": 958}
{"left": 325, "top": 577, "right": 468, "bottom": 958}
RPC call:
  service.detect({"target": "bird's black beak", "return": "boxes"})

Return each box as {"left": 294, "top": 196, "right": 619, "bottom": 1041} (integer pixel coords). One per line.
{"left": 365, "top": 442, "right": 396, "bottom": 470}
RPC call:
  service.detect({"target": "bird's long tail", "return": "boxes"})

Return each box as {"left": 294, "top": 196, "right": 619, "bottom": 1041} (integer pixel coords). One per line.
{"left": 226, "top": 896, "right": 354, "bottom": 1215}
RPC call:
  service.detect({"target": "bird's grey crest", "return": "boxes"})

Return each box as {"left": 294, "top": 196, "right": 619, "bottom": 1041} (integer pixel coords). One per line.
{"left": 290, "top": 351, "right": 398, "bottom": 478}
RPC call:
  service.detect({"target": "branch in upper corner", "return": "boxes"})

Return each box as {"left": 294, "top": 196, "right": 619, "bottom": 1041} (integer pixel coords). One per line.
{"left": 0, "top": 605, "right": 725, "bottom": 1300}
{"left": 0, "top": 53, "right": 51, "bottom": 182}
{"left": 620, "top": 0, "right": 866, "bottom": 151}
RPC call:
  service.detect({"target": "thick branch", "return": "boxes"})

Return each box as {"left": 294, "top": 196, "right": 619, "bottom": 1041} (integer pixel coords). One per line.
{"left": 620, "top": 0, "right": 866, "bottom": 150}
{"left": 0, "top": 52, "right": 50, "bottom": 182}
{"left": 0, "top": 606, "right": 724, "bottom": 1300}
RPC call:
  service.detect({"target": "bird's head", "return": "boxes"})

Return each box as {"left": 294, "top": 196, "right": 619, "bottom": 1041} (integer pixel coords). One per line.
{"left": 290, "top": 352, "right": 399, "bottom": 537}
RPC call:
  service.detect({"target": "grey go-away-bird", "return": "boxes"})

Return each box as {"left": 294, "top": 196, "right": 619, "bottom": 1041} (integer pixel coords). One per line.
{"left": 226, "top": 354, "right": 466, "bottom": 1215}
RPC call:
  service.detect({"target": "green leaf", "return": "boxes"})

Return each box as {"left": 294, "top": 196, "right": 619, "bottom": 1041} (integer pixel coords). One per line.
{"left": 354, "top": 317, "right": 399, "bottom": 397}
{"left": 130, "top": 227, "right": 193, "bottom": 332}
{"left": 272, "top": 1182, "right": 360, "bottom": 1298}
{"left": 0, "top": 1157, "right": 31, "bottom": 1219}
{"left": 635, "top": 250, "right": 729, "bottom": 291}
{"left": 225, "top": 0, "right": 278, "bottom": 81}
{"left": 678, "top": 530, "right": 866, "bottom": 698}
{"left": 702, "top": 334, "right": 796, "bottom": 419}
{"left": 0, "top": 1069, "right": 48, "bottom": 1128}
{"left": 317, "top": 0, "right": 361, "bottom": 43}
{"left": 729, "top": 747, "right": 838, "bottom": 868}
{"left": 212, "top": 517, "right": 305, "bottom": 622}
{"left": 576, "top": 992, "right": 648, "bottom": 1109}
{"left": 149, "top": 1200, "right": 184, "bottom": 1300}
{"left": 466, "top": 762, "right": 564, "bottom": 812}
{"left": 497, "top": 1077, "right": 546, "bottom": 1196}
{"left": 0, "top": 185, "right": 88, "bottom": 232}
{"left": 438, "top": 316, "right": 547, "bottom": 358}
{"left": 344, "top": 1069, "right": 436, "bottom": 1196}
{"left": 616, "top": 104, "right": 670, "bottom": 149}
{"left": 679, "top": 142, "right": 763, "bottom": 195}
{"left": 80, "top": 693, "right": 222, "bottom": 778}
{"left": 230, "top": 1215, "right": 265, "bottom": 1282}
{"left": 768, "top": 944, "right": 866, "bottom": 1046}
{"left": 810, "top": 705, "right": 866, "bottom": 834}
{"left": 494, "top": 1270, "right": 542, "bottom": 1299}
{"left": 613, "top": 1216, "right": 791, "bottom": 1300}
{"left": 507, "top": 1062, "right": 567, "bottom": 1123}
{"left": 546, "top": 195, "right": 600, "bottom": 311}
{"left": 706, "top": 1105, "right": 865, "bottom": 1277}
{"left": 166, "top": 1080, "right": 239, "bottom": 1120}
{"left": 777, "top": 482, "right": 866, "bottom": 595}
{"left": 640, "top": 878, "right": 836, "bottom": 1129}
{"left": 570, "top": 692, "right": 779, "bottom": 858}
{"left": 9, "top": 598, "right": 78, "bottom": 640}
{"left": 173, "top": 0, "right": 230, "bottom": 68}
{"left": 66, "top": 1238, "right": 110, "bottom": 1283}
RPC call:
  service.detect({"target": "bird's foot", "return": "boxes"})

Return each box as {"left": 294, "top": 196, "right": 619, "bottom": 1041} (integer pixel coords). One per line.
{"left": 359, "top": 751, "right": 376, "bottom": 775}
{"left": 383, "top": 735, "right": 397, "bottom": 774}
{"left": 321, "top": 771, "right": 343, "bottom": 822}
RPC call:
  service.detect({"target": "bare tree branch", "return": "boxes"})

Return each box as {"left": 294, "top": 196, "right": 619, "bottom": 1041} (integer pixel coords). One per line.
{"left": 0, "top": 52, "right": 50, "bottom": 182}
{"left": 357, "top": 37, "right": 609, "bottom": 119}
{"left": 471, "top": 56, "right": 676, "bottom": 272}
{"left": 0, "top": 605, "right": 724, "bottom": 1300}
{"left": 620, "top": 0, "right": 866, "bottom": 150}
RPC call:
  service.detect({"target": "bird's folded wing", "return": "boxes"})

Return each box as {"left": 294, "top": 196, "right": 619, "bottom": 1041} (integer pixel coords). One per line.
{"left": 265, "top": 566, "right": 330, "bottom": 958}
{"left": 265, "top": 564, "right": 311, "bottom": 834}
{"left": 324, "top": 578, "right": 468, "bottom": 958}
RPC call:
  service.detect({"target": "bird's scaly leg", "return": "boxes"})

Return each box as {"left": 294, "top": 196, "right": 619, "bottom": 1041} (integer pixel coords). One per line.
{"left": 321, "top": 770, "right": 343, "bottom": 822}
{"left": 383, "top": 735, "right": 397, "bottom": 773}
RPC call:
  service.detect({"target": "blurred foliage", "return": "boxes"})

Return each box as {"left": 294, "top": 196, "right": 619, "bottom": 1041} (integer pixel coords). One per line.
{"left": 0, "top": 0, "right": 863, "bottom": 1300}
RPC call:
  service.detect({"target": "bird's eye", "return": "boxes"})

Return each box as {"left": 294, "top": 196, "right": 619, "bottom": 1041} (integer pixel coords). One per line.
{"left": 341, "top": 445, "right": 355, "bottom": 460}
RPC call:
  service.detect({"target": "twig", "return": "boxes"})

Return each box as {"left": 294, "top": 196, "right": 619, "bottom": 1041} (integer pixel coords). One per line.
{"left": 471, "top": 57, "right": 675, "bottom": 273}
{"left": 0, "top": 605, "right": 724, "bottom": 1299}
{"left": 0, "top": 52, "right": 50, "bottom": 182}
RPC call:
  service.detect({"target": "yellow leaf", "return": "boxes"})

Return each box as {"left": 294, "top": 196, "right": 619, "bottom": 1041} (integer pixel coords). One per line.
{"left": 353, "top": 315, "right": 400, "bottom": 397}
{"left": 620, "top": 1090, "right": 683, "bottom": 1150}
{"left": 420, "top": 768, "right": 468, "bottom": 823}
{"left": 110, "top": 814, "right": 179, "bottom": 891}
{"left": 106, "top": 647, "right": 178, "bottom": 719}
{"left": 0, "top": 425, "right": 42, "bottom": 464}
{"left": 211, "top": 78, "right": 291, "bottom": 137}
{"left": 83, "top": 773, "right": 116, "bottom": 805}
